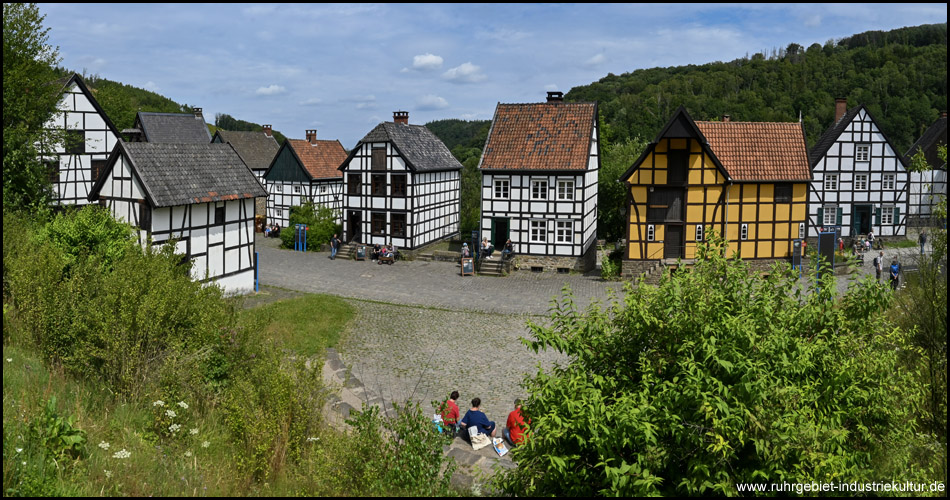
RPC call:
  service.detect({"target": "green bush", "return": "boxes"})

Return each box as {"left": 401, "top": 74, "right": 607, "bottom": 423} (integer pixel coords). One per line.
{"left": 36, "top": 204, "right": 137, "bottom": 272}
{"left": 279, "top": 201, "right": 341, "bottom": 252}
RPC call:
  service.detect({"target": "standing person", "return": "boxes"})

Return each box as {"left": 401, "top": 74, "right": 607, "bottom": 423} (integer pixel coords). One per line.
{"left": 873, "top": 251, "right": 885, "bottom": 282}
{"left": 919, "top": 231, "right": 927, "bottom": 255}
{"left": 889, "top": 259, "right": 900, "bottom": 290}
{"left": 461, "top": 242, "right": 470, "bottom": 258}
{"left": 838, "top": 237, "right": 844, "bottom": 252}
{"left": 867, "top": 231, "right": 874, "bottom": 250}
{"left": 503, "top": 398, "right": 529, "bottom": 447}
{"left": 330, "top": 233, "right": 340, "bottom": 260}
{"left": 440, "top": 391, "right": 461, "bottom": 436}
{"left": 459, "top": 397, "right": 496, "bottom": 440}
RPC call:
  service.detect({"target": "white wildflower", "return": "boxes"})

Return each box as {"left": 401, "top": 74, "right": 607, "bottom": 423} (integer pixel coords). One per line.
{"left": 177, "top": 401, "right": 189, "bottom": 409}
{"left": 98, "top": 441, "right": 110, "bottom": 450}
{"left": 104, "top": 470, "right": 113, "bottom": 479}
{"left": 306, "top": 436, "right": 319, "bottom": 442}
{"left": 112, "top": 449, "right": 131, "bottom": 459}
{"left": 184, "top": 450, "right": 192, "bottom": 458}
{"left": 169, "top": 423, "right": 181, "bottom": 433}
{"left": 5, "top": 358, "right": 11, "bottom": 363}
{"left": 15, "top": 448, "right": 23, "bottom": 453}
{"left": 165, "top": 409, "right": 177, "bottom": 419}
{"left": 152, "top": 400, "right": 165, "bottom": 407}
{"left": 201, "top": 441, "right": 210, "bottom": 448}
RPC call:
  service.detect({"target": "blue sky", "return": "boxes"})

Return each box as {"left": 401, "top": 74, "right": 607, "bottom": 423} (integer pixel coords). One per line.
{"left": 40, "top": 3, "right": 946, "bottom": 148}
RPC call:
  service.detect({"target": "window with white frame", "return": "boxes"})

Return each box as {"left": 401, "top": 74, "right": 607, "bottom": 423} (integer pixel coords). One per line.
{"left": 647, "top": 224, "right": 655, "bottom": 241}
{"left": 556, "top": 220, "right": 572, "bottom": 243}
{"left": 855, "top": 174, "right": 868, "bottom": 190}
{"left": 695, "top": 224, "right": 703, "bottom": 242}
{"left": 556, "top": 180, "right": 574, "bottom": 200}
{"left": 494, "top": 178, "right": 510, "bottom": 199}
{"left": 293, "top": 185, "right": 301, "bottom": 194}
{"left": 824, "top": 174, "right": 838, "bottom": 191}
{"left": 881, "top": 206, "right": 894, "bottom": 225}
{"left": 531, "top": 179, "right": 548, "bottom": 200}
{"left": 275, "top": 184, "right": 282, "bottom": 193}
{"left": 822, "top": 205, "right": 837, "bottom": 226}
{"left": 320, "top": 185, "right": 326, "bottom": 193}
{"left": 276, "top": 209, "right": 283, "bottom": 218}
{"left": 530, "top": 220, "right": 546, "bottom": 242}
{"left": 799, "top": 223, "right": 805, "bottom": 239}
{"left": 855, "top": 144, "right": 870, "bottom": 162}
{"left": 740, "top": 223, "right": 749, "bottom": 240}
{"left": 882, "top": 174, "right": 895, "bottom": 190}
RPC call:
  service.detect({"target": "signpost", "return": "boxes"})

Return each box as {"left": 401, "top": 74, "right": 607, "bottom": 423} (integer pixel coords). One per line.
{"left": 791, "top": 239, "right": 802, "bottom": 279}
{"left": 294, "top": 224, "right": 309, "bottom": 252}
{"left": 356, "top": 245, "right": 366, "bottom": 260}
{"left": 461, "top": 257, "right": 474, "bottom": 276}
{"left": 816, "top": 228, "right": 837, "bottom": 283}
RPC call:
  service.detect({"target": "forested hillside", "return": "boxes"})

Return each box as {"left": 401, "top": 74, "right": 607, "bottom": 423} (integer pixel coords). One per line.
{"left": 567, "top": 23, "right": 947, "bottom": 154}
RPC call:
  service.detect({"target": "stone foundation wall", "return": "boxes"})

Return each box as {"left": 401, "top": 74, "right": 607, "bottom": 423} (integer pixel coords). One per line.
{"left": 621, "top": 259, "right": 659, "bottom": 280}
{"left": 512, "top": 244, "right": 597, "bottom": 273}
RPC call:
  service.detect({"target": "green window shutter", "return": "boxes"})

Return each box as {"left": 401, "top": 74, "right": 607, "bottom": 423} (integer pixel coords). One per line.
{"left": 836, "top": 207, "right": 843, "bottom": 225}
{"left": 875, "top": 207, "right": 881, "bottom": 225}
{"left": 893, "top": 206, "right": 900, "bottom": 223}
{"left": 817, "top": 207, "right": 824, "bottom": 225}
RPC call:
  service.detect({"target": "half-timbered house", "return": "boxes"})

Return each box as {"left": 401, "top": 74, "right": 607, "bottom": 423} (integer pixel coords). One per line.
{"left": 263, "top": 130, "right": 346, "bottom": 227}
{"left": 43, "top": 74, "right": 122, "bottom": 207}
{"left": 807, "top": 98, "right": 909, "bottom": 240}
{"left": 88, "top": 142, "right": 266, "bottom": 294}
{"left": 477, "top": 91, "right": 600, "bottom": 272}
{"left": 904, "top": 112, "right": 947, "bottom": 224}
{"left": 122, "top": 108, "right": 212, "bottom": 143}
{"left": 339, "top": 111, "right": 461, "bottom": 250}
{"left": 622, "top": 108, "right": 811, "bottom": 278}
{"left": 211, "top": 126, "right": 279, "bottom": 219}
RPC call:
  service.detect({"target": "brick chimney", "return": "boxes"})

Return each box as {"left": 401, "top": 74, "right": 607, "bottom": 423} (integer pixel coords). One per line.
{"left": 546, "top": 91, "right": 564, "bottom": 102}
{"left": 193, "top": 107, "right": 203, "bottom": 119}
{"left": 305, "top": 130, "right": 317, "bottom": 144}
{"left": 834, "top": 98, "right": 848, "bottom": 123}
{"left": 722, "top": 114, "right": 731, "bottom": 122}
{"left": 263, "top": 124, "right": 272, "bottom": 137}
{"left": 393, "top": 111, "right": 409, "bottom": 125}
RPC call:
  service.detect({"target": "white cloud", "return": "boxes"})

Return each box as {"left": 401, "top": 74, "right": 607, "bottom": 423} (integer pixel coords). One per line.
{"left": 299, "top": 97, "right": 323, "bottom": 106}
{"left": 585, "top": 53, "right": 607, "bottom": 67}
{"left": 346, "top": 95, "right": 376, "bottom": 110}
{"left": 256, "top": 84, "right": 286, "bottom": 96}
{"left": 804, "top": 14, "right": 822, "bottom": 27}
{"left": 442, "top": 62, "right": 487, "bottom": 84}
{"left": 411, "top": 53, "right": 443, "bottom": 71}
{"left": 143, "top": 81, "right": 160, "bottom": 92}
{"left": 416, "top": 94, "right": 449, "bottom": 110}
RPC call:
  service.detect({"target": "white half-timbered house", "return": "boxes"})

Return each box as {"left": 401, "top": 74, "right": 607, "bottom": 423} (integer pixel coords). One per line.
{"left": 263, "top": 130, "right": 346, "bottom": 227}
{"left": 477, "top": 92, "right": 600, "bottom": 272}
{"left": 339, "top": 111, "right": 461, "bottom": 250}
{"left": 122, "top": 109, "right": 212, "bottom": 143}
{"left": 904, "top": 112, "right": 947, "bottom": 224}
{"left": 88, "top": 142, "right": 267, "bottom": 295}
{"left": 807, "top": 99, "right": 909, "bottom": 239}
{"left": 43, "top": 74, "right": 122, "bottom": 207}
{"left": 212, "top": 126, "right": 279, "bottom": 219}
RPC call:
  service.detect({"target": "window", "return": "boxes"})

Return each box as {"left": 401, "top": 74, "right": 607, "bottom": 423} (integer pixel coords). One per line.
{"left": 392, "top": 174, "right": 407, "bottom": 197}
{"left": 740, "top": 223, "right": 749, "bottom": 240}
{"left": 531, "top": 180, "right": 548, "bottom": 200}
{"left": 557, "top": 180, "right": 574, "bottom": 200}
{"left": 275, "top": 184, "right": 282, "bottom": 193}
{"left": 822, "top": 205, "right": 837, "bottom": 226}
{"left": 347, "top": 174, "right": 361, "bottom": 195}
{"left": 371, "top": 212, "right": 386, "bottom": 235}
{"left": 530, "top": 220, "right": 546, "bottom": 242}
{"left": 799, "top": 223, "right": 805, "bottom": 239}
{"left": 881, "top": 206, "right": 894, "bottom": 225}
{"left": 854, "top": 174, "right": 868, "bottom": 190}
{"left": 647, "top": 188, "right": 684, "bottom": 222}
{"left": 695, "top": 224, "right": 704, "bottom": 242}
{"left": 667, "top": 149, "right": 689, "bottom": 184}
{"left": 494, "top": 178, "right": 509, "bottom": 199}
{"left": 647, "top": 224, "right": 655, "bottom": 241}
{"left": 371, "top": 147, "right": 386, "bottom": 171}
{"left": 293, "top": 185, "right": 301, "bottom": 194}
{"left": 855, "top": 144, "right": 870, "bottom": 162}
{"left": 91, "top": 160, "right": 107, "bottom": 181}
{"left": 824, "top": 174, "right": 838, "bottom": 191}
{"left": 139, "top": 203, "right": 152, "bottom": 230}
{"left": 775, "top": 184, "right": 792, "bottom": 203}
{"left": 556, "top": 221, "right": 572, "bottom": 243}
{"left": 45, "top": 159, "right": 59, "bottom": 183}
{"left": 391, "top": 213, "right": 406, "bottom": 237}
{"left": 66, "top": 130, "right": 84, "bottom": 155}
{"left": 214, "top": 205, "right": 225, "bottom": 226}
{"left": 320, "top": 185, "right": 327, "bottom": 193}
{"left": 372, "top": 174, "right": 387, "bottom": 196}
{"left": 276, "top": 209, "right": 283, "bottom": 218}
{"left": 882, "top": 174, "right": 895, "bottom": 190}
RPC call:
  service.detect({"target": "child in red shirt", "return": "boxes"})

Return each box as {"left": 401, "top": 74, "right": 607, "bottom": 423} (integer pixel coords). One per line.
{"left": 441, "top": 391, "right": 460, "bottom": 434}
{"left": 504, "top": 398, "right": 528, "bottom": 446}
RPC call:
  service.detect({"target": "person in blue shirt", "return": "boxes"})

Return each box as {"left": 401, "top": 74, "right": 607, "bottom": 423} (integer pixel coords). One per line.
{"left": 460, "top": 397, "right": 496, "bottom": 440}
{"left": 889, "top": 259, "right": 900, "bottom": 290}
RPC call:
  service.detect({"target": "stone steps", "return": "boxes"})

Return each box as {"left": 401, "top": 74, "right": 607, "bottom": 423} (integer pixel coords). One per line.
{"left": 478, "top": 258, "right": 506, "bottom": 277}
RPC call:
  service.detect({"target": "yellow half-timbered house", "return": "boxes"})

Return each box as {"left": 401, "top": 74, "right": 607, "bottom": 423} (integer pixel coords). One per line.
{"left": 622, "top": 107, "right": 811, "bottom": 277}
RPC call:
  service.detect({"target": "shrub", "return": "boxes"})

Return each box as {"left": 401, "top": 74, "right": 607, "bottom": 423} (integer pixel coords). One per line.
{"left": 36, "top": 204, "right": 137, "bottom": 272}
{"left": 279, "top": 201, "right": 340, "bottom": 251}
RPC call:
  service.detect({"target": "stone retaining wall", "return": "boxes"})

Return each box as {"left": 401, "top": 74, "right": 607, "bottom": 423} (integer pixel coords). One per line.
{"left": 512, "top": 244, "right": 597, "bottom": 273}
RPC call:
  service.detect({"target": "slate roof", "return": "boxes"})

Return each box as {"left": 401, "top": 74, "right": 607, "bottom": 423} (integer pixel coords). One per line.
{"left": 479, "top": 101, "right": 597, "bottom": 171}
{"left": 350, "top": 122, "right": 462, "bottom": 172}
{"left": 287, "top": 139, "right": 347, "bottom": 180}
{"left": 903, "top": 115, "right": 948, "bottom": 169}
{"left": 134, "top": 111, "right": 212, "bottom": 144}
{"left": 808, "top": 105, "right": 864, "bottom": 167}
{"left": 91, "top": 142, "right": 266, "bottom": 208}
{"left": 695, "top": 120, "right": 812, "bottom": 182}
{"left": 213, "top": 130, "right": 280, "bottom": 172}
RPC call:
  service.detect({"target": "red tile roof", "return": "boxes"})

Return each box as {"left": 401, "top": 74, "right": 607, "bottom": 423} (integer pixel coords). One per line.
{"left": 480, "top": 102, "right": 596, "bottom": 171}
{"left": 288, "top": 139, "right": 346, "bottom": 180}
{"left": 695, "top": 121, "right": 811, "bottom": 181}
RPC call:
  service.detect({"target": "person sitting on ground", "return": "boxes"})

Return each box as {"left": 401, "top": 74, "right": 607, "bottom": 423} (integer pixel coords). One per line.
{"left": 440, "top": 391, "right": 461, "bottom": 436}
{"left": 481, "top": 238, "right": 495, "bottom": 259}
{"left": 263, "top": 224, "right": 271, "bottom": 237}
{"left": 272, "top": 224, "right": 281, "bottom": 238}
{"left": 461, "top": 242, "right": 471, "bottom": 259}
{"left": 372, "top": 243, "right": 381, "bottom": 261}
{"left": 460, "top": 397, "right": 496, "bottom": 441}
{"left": 503, "top": 398, "right": 529, "bottom": 447}
{"left": 502, "top": 239, "right": 514, "bottom": 260}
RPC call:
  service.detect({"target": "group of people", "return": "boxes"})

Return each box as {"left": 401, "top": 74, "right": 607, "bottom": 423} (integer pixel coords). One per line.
{"left": 440, "top": 391, "right": 528, "bottom": 449}
{"left": 871, "top": 251, "right": 902, "bottom": 290}
{"left": 371, "top": 243, "right": 395, "bottom": 261}
{"left": 263, "top": 223, "right": 281, "bottom": 238}
{"left": 461, "top": 238, "right": 515, "bottom": 261}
